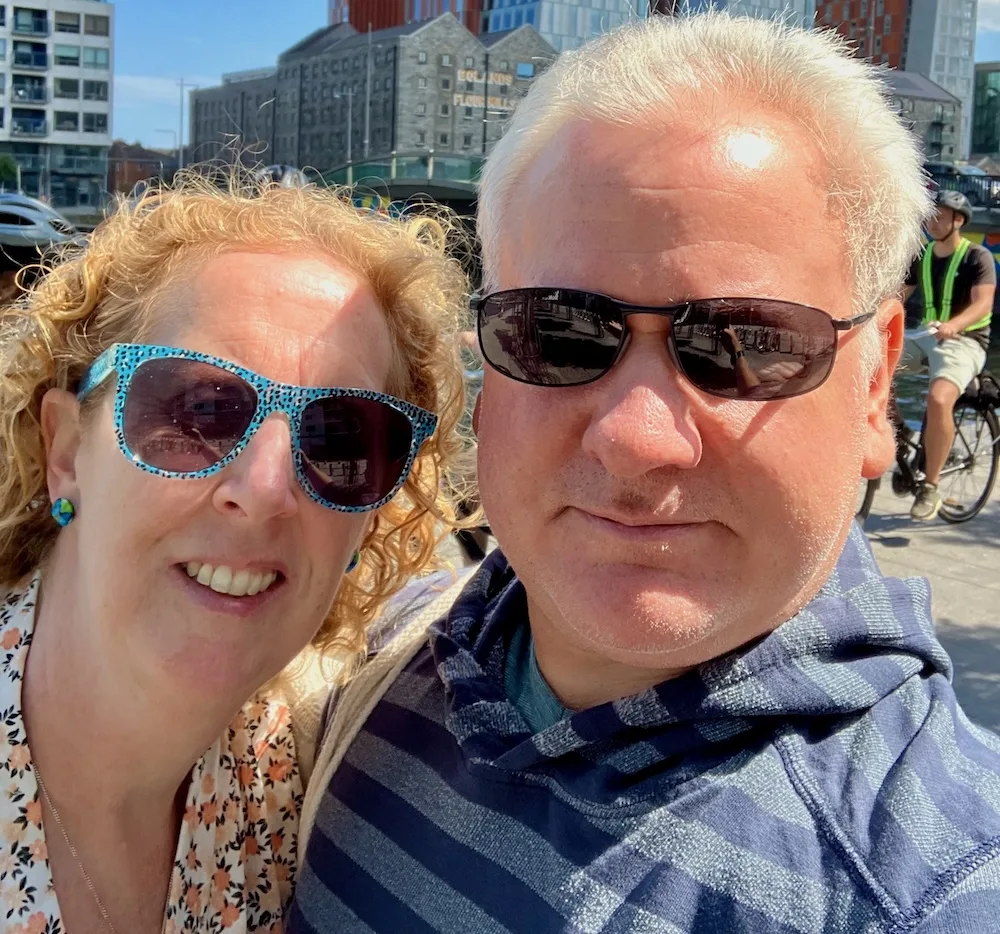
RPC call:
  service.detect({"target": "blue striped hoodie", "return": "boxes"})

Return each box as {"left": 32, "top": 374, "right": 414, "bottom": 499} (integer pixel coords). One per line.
{"left": 290, "top": 524, "right": 1000, "bottom": 933}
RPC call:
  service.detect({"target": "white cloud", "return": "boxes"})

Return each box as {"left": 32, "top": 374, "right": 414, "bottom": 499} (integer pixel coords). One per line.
{"left": 979, "top": 0, "right": 1000, "bottom": 33}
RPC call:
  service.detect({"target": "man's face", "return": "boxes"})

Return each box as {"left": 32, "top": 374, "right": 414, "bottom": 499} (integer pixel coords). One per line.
{"left": 926, "top": 206, "right": 959, "bottom": 240}
{"left": 477, "top": 111, "right": 900, "bottom": 672}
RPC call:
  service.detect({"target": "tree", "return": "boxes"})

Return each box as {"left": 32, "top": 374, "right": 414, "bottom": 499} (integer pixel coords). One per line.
{"left": 0, "top": 153, "right": 18, "bottom": 188}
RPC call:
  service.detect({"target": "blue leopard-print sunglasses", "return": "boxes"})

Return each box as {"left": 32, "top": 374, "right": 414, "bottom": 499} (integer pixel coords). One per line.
{"left": 77, "top": 343, "right": 438, "bottom": 513}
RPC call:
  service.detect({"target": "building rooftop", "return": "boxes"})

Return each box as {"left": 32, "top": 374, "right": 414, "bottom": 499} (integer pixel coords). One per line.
{"left": 880, "top": 70, "right": 960, "bottom": 104}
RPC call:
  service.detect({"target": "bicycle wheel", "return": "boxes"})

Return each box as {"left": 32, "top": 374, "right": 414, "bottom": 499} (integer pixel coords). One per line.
{"left": 855, "top": 477, "right": 879, "bottom": 524}
{"left": 938, "top": 403, "right": 1000, "bottom": 523}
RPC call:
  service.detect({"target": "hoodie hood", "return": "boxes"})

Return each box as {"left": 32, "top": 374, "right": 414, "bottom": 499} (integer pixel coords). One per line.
{"left": 428, "top": 524, "right": 951, "bottom": 795}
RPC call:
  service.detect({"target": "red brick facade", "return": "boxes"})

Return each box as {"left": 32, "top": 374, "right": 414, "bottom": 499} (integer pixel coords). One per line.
{"left": 814, "top": 0, "right": 909, "bottom": 68}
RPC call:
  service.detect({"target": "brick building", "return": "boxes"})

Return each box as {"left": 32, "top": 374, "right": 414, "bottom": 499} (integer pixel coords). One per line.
{"left": 191, "top": 14, "right": 554, "bottom": 173}
{"left": 328, "top": 0, "right": 483, "bottom": 34}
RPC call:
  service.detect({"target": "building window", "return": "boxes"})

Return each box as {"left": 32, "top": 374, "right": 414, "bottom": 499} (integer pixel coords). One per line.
{"left": 464, "top": 56, "right": 474, "bottom": 67}
{"left": 464, "top": 106, "right": 473, "bottom": 117}
{"left": 84, "top": 14, "right": 109, "bottom": 36}
{"left": 516, "top": 63, "right": 535, "bottom": 79}
{"left": 884, "top": 13, "right": 891, "bottom": 31}
{"left": 499, "top": 84, "right": 507, "bottom": 96}
{"left": 55, "top": 11, "right": 80, "bottom": 33}
{"left": 439, "top": 132, "right": 449, "bottom": 146}
{"left": 54, "top": 44, "right": 81, "bottom": 67}
{"left": 417, "top": 102, "right": 426, "bottom": 114}
{"left": 417, "top": 130, "right": 426, "bottom": 144}
{"left": 441, "top": 54, "right": 452, "bottom": 66}
{"left": 463, "top": 134, "right": 472, "bottom": 147}
{"left": 54, "top": 111, "right": 79, "bottom": 132}
{"left": 383, "top": 77, "right": 392, "bottom": 90}
{"left": 0, "top": 38, "right": 7, "bottom": 61}
{"left": 54, "top": 77, "right": 79, "bottom": 98}
{"left": 418, "top": 51, "right": 427, "bottom": 63}
{"left": 465, "top": 80, "right": 474, "bottom": 91}
{"left": 441, "top": 78, "right": 451, "bottom": 89}
{"left": 439, "top": 103, "right": 450, "bottom": 116}
{"left": 83, "top": 47, "right": 109, "bottom": 69}
{"left": 0, "top": 7, "right": 4, "bottom": 27}
{"left": 418, "top": 76, "right": 427, "bottom": 88}
{"left": 83, "top": 112, "right": 108, "bottom": 133}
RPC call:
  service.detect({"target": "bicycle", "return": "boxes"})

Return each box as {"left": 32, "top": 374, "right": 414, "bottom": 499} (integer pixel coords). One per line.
{"left": 856, "top": 369, "right": 1000, "bottom": 524}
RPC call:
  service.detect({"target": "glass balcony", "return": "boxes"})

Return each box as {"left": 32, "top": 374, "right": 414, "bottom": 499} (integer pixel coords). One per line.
{"left": 55, "top": 156, "right": 107, "bottom": 173}
{"left": 11, "top": 18, "right": 49, "bottom": 37}
{"left": 11, "top": 119, "right": 48, "bottom": 137}
{"left": 13, "top": 155, "right": 45, "bottom": 170}
{"left": 11, "top": 85, "right": 48, "bottom": 104}
{"left": 13, "top": 52, "right": 48, "bottom": 70}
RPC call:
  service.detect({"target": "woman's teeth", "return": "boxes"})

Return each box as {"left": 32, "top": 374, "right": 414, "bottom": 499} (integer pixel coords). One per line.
{"left": 184, "top": 562, "right": 278, "bottom": 597}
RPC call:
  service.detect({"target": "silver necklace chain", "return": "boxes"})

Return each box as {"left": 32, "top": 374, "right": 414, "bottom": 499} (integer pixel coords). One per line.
{"left": 34, "top": 767, "right": 120, "bottom": 934}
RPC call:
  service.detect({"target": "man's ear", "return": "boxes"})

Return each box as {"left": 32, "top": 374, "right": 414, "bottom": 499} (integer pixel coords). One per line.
{"left": 40, "top": 388, "right": 83, "bottom": 506}
{"left": 861, "top": 298, "right": 904, "bottom": 480}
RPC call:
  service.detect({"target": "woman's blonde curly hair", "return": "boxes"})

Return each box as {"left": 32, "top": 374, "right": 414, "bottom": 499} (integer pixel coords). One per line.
{"left": 0, "top": 170, "right": 472, "bottom": 677}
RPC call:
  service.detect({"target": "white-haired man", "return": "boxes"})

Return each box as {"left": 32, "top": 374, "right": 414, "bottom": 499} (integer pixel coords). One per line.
{"left": 290, "top": 14, "right": 1000, "bottom": 933}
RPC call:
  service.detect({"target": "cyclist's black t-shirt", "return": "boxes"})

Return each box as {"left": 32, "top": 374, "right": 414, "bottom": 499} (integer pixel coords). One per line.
{"left": 905, "top": 241, "right": 996, "bottom": 348}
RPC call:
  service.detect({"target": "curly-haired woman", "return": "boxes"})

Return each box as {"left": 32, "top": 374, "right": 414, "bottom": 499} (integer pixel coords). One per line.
{"left": 0, "top": 174, "right": 468, "bottom": 933}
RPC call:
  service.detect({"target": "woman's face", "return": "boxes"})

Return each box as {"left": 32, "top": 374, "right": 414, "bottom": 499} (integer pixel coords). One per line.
{"left": 45, "top": 250, "right": 395, "bottom": 700}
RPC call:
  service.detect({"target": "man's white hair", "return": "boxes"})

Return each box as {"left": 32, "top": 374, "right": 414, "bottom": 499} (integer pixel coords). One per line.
{"left": 478, "top": 11, "right": 932, "bottom": 351}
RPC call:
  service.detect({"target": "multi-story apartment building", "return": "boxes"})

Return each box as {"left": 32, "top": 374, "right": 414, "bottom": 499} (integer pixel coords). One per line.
{"left": 188, "top": 68, "right": 277, "bottom": 167}
{"left": 815, "top": 0, "right": 907, "bottom": 65}
{"left": 817, "top": 0, "right": 977, "bottom": 159}
{"left": 904, "top": 0, "right": 977, "bottom": 158}
{"left": 481, "top": 0, "right": 645, "bottom": 51}
{"left": 0, "top": 0, "right": 113, "bottom": 220}
{"left": 329, "top": 0, "right": 483, "bottom": 34}
{"left": 676, "top": 0, "right": 816, "bottom": 29}
{"left": 191, "top": 13, "right": 554, "bottom": 172}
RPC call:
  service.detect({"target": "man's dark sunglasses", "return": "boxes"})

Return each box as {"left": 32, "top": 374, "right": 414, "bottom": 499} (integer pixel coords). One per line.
{"left": 476, "top": 288, "right": 875, "bottom": 401}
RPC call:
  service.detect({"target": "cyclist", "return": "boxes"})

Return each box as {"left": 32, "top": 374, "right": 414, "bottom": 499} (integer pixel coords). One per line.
{"left": 901, "top": 189, "right": 996, "bottom": 520}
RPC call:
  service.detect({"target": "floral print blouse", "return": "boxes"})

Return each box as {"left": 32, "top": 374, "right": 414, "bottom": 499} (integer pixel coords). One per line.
{"left": 0, "top": 574, "right": 303, "bottom": 933}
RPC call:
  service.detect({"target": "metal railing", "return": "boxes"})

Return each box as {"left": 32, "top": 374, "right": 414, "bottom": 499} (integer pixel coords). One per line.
{"left": 11, "top": 119, "right": 48, "bottom": 137}
{"left": 322, "top": 150, "right": 484, "bottom": 187}
{"left": 13, "top": 52, "right": 48, "bottom": 70}
{"left": 11, "top": 21, "right": 49, "bottom": 37}
{"left": 11, "top": 85, "right": 48, "bottom": 103}
{"left": 55, "top": 156, "right": 106, "bottom": 173}
{"left": 13, "top": 155, "right": 45, "bottom": 170}
{"left": 928, "top": 169, "right": 1000, "bottom": 210}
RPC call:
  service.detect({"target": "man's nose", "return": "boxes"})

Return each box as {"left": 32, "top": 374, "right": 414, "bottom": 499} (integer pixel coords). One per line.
{"left": 580, "top": 338, "right": 702, "bottom": 478}
{"left": 212, "top": 415, "right": 300, "bottom": 522}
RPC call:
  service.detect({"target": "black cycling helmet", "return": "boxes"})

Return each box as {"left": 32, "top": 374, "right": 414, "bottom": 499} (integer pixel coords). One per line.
{"left": 934, "top": 189, "right": 973, "bottom": 224}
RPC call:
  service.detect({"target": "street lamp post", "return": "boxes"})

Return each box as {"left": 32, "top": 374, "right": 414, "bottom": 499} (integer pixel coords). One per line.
{"left": 335, "top": 90, "right": 355, "bottom": 184}
{"left": 177, "top": 79, "right": 200, "bottom": 170}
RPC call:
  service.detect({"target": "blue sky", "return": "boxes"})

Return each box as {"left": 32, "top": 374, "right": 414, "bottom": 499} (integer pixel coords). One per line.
{"left": 112, "top": 0, "right": 327, "bottom": 149}
{"left": 114, "top": 0, "right": 1000, "bottom": 148}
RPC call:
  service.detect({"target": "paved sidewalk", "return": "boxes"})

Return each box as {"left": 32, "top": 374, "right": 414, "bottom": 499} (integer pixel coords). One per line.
{"left": 865, "top": 481, "right": 1000, "bottom": 732}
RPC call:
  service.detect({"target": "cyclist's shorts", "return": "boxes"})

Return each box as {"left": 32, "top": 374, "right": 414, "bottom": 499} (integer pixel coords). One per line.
{"left": 899, "top": 332, "right": 987, "bottom": 394}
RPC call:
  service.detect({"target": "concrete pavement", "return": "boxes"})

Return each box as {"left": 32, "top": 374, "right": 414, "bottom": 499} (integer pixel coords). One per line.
{"left": 865, "top": 480, "right": 1000, "bottom": 732}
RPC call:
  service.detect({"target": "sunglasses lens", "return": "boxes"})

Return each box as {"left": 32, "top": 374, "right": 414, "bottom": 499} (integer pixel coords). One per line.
{"left": 123, "top": 358, "right": 257, "bottom": 472}
{"left": 299, "top": 397, "right": 414, "bottom": 508}
{"left": 479, "top": 289, "right": 624, "bottom": 386}
{"left": 672, "top": 300, "right": 837, "bottom": 400}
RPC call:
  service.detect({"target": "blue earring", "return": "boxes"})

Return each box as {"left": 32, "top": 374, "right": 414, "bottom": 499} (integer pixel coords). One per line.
{"left": 50, "top": 498, "right": 76, "bottom": 527}
{"left": 346, "top": 551, "right": 360, "bottom": 573}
